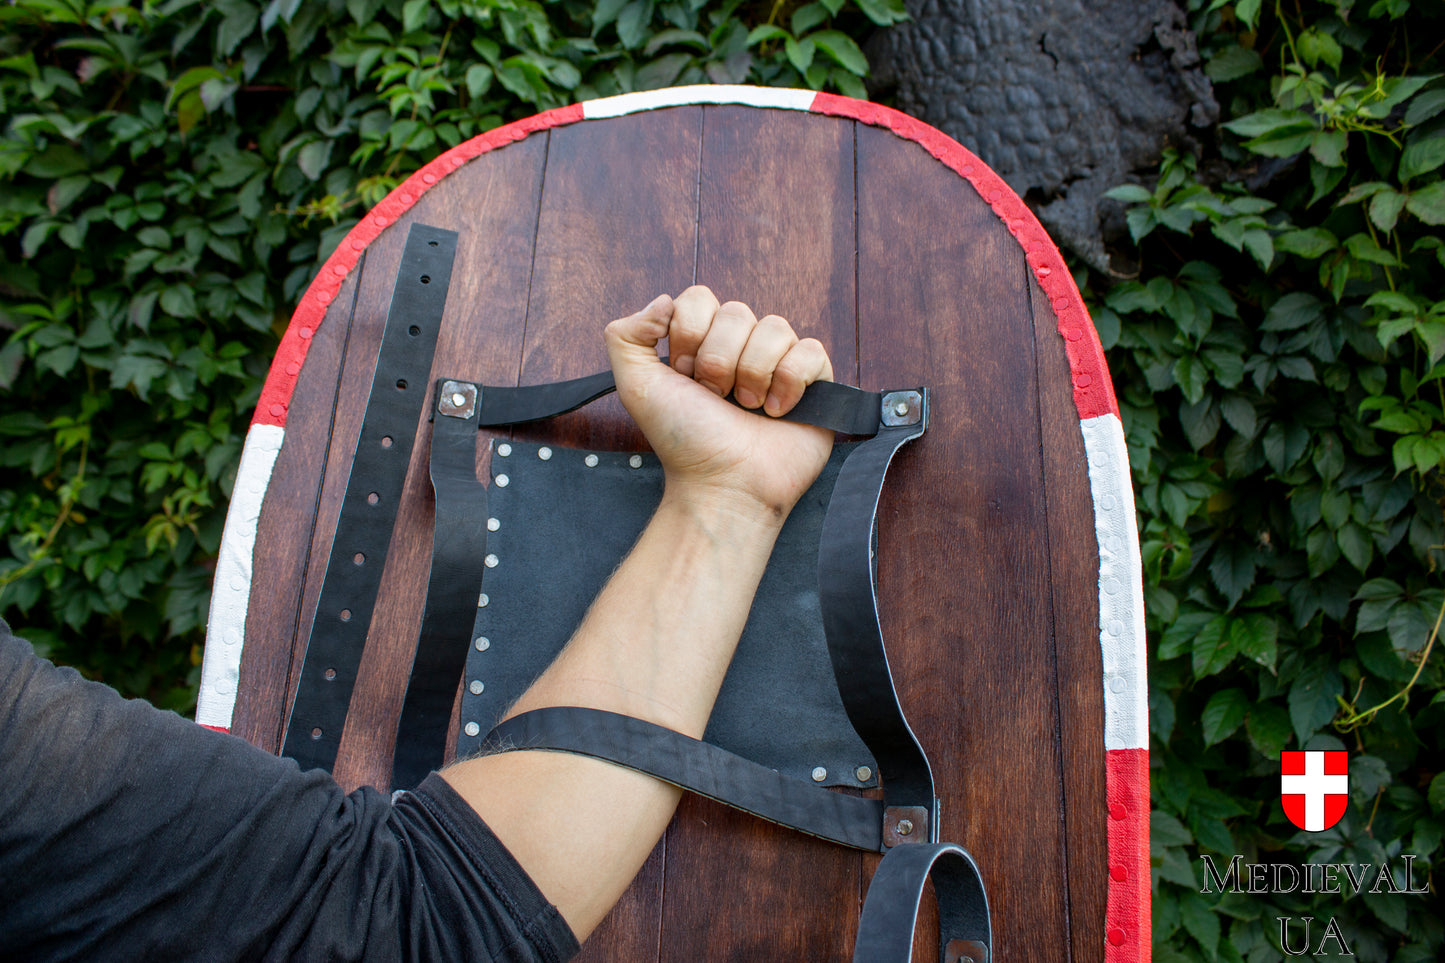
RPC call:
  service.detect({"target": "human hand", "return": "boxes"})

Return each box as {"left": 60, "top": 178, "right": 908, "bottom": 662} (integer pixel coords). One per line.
{"left": 604, "top": 286, "right": 834, "bottom": 521}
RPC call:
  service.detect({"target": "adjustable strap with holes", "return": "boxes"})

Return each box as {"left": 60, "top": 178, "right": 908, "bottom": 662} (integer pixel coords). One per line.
{"left": 281, "top": 224, "right": 457, "bottom": 773}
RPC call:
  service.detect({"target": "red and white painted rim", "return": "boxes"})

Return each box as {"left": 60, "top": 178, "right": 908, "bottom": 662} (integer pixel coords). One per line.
{"left": 199, "top": 85, "right": 1149, "bottom": 961}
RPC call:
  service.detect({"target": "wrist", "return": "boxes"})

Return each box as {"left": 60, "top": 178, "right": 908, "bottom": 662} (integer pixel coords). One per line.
{"left": 657, "top": 480, "right": 790, "bottom": 544}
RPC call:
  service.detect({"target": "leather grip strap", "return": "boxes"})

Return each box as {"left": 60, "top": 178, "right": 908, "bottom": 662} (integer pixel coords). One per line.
{"left": 477, "top": 365, "right": 884, "bottom": 435}
{"left": 853, "top": 843, "right": 992, "bottom": 963}
{"left": 484, "top": 706, "right": 885, "bottom": 851}
{"left": 819, "top": 414, "right": 937, "bottom": 822}
{"left": 282, "top": 224, "right": 457, "bottom": 773}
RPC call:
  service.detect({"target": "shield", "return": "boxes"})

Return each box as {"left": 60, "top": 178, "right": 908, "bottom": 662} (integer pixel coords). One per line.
{"left": 1281, "top": 750, "right": 1349, "bottom": 832}
{"left": 197, "top": 85, "right": 1150, "bottom": 961}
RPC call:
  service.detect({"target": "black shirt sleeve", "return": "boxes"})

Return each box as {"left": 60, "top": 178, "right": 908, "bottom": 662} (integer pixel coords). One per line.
{"left": 0, "top": 620, "right": 579, "bottom": 963}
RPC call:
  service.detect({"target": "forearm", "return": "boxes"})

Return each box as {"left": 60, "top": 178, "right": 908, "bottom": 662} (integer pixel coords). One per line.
{"left": 440, "top": 486, "right": 784, "bottom": 938}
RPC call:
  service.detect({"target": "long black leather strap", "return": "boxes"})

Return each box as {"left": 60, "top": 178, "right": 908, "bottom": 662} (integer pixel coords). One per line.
{"left": 853, "top": 843, "right": 992, "bottom": 963}
{"left": 484, "top": 706, "right": 885, "bottom": 851}
{"left": 282, "top": 224, "right": 457, "bottom": 772}
{"left": 390, "top": 381, "right": 489, "bottom": 789}
{"left": 477, "top": 366, "right": 884, "bottom": 435}
{"left": 819, "top": 415, "right": 937, "bottom": 825}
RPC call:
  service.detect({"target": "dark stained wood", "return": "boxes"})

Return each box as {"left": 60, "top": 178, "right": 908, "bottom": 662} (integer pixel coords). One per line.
{"left": 230, "top": 104, "right": 1110, "bottom": 963}
{"left": 856, "top": 121, "right": 1073, "bottom": 961}
{"left": 234, "top": 259, "right": 365, "bottom": 753}
{"left": 1030, "top": 276, "right": 1109, "bottom": 963}
{"left": 518, "top": 106, "right": 705, "bottom": 963}
{"left": 659, "top": 103, "right": 864, "bottom": 960}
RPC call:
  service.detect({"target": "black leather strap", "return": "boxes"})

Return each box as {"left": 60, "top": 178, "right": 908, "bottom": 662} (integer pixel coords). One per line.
{"left": 389, "top": 373, "right": 903, "bottom": 784}
{"left": 282, "top": 224, "right": 458, "bottom": 772}
{"left": 853, "top": 843, "right": 992, "bottom": 963}
{"left": 484, "top": 706, "right": 885, "bottom": 851}
{"left": 391, "top": 381, "right": 489, "bottom": 789}
{"left": 819, "top": 413, "right": 937, "bottom": 823}
{"left": 478, "top": 366, "right": 884, "bottom": 435}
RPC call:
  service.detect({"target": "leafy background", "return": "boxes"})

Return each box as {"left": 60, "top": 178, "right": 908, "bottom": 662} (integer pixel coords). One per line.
{"left": 0, "top": 0, "right": 1439, "bottom": 958}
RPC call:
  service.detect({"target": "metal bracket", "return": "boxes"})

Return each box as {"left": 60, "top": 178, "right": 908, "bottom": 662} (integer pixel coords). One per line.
{"left": 437, "top": 379, "right": 478, "bottom": 419}
{"left": 882, "top": 805, "right": 930, "bottom": 848}
{"left": 880, "top": 389, "right": 924, "bottom": 427}
{"left": 946, "top": 939, "right": 990, "bottom": 963}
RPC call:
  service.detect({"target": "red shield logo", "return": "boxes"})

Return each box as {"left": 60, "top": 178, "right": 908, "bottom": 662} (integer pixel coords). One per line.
{"left": 1280, "top": 750, "right": 1348, "bottom": 832}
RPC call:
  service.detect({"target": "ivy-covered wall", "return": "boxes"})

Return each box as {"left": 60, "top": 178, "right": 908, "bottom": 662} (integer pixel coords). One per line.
{"left": 0, "top": 0, "right": 1440, "bottom": 959}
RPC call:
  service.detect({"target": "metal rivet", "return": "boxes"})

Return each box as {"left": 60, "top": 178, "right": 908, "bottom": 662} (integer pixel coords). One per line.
{"left": 584, "top": 454, "right": 599, "bottom": 468}
{"left": 464, "top": 722, "right": 480, "bottom": 737}
{"left": 629, "top": 454, "right": 643, "bottom": 468}
{"left": 451, "top": 391, "right": 466, "bottom": 408}
{"left": 855, "top": 766, "right": 873, "bottom": 782}
{"left": 485, "top": 554, "right": 499, "bottom": 568}
{"left": 487, "top": 517, "right": 500, "bottom": 531}
{"left": 474, "top": 636, "right": 490, "bottom": 651}
{"left": 896, "top": 819, "right": 914, "bottom": 836}
{"left": 539, "top": 447, "right": 552, "bottom": 460}
{"left": 469, "top": 680, "right": 485, "bottom": 695}
{"left": 497, "top": 443, "right": 512, "bottom": 457}
{"left": 811, "top": 767, "right": 828, "bottom": 782}
{"left": 894, "top": 401, "right": 910, "bottom": 417}
{"left": 495, "top": 474, "right": 509, "bottom": 487}
{"left": 478, "top": 593, "right": 489, "bottom": 607}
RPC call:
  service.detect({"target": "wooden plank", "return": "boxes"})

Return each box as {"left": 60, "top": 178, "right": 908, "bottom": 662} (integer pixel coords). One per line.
{"left": 1030, "top": 276, "right": 1108, "bottom": 963}
{"left": 233, "top": 262, "right": 364, "bottom": 752}
{"left": 518, "top": 105, "right": 705, "bottom": 963}
{"left": 856, "top": 121, "right": 1073, "bottom": 962}
{"left": 235, "top": 135, "right": 549, "bottom": 786}
{"left": 655, "top": 104, "right": 863, "bottom": 961}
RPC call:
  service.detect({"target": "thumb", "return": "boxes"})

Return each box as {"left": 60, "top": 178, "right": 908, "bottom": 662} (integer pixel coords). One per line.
{"left": 604, "top": 294, "right": 674, "bottom": 379}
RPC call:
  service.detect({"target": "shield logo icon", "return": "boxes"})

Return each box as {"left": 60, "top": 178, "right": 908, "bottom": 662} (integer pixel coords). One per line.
{"left": 1281, "top": 750, "right": 1349, "bottom": 832}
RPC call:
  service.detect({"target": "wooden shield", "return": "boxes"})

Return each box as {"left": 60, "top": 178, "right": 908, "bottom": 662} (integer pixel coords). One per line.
{"left": 198, "top": 86, "right": 1148, "bottom": 963}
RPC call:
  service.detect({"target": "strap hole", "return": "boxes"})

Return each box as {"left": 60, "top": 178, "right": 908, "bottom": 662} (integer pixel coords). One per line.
{"left": 408, "top": 325, "right": 420, "bottom": 336}
{"left": 396, "top": 379, "right": 408, "bottom": 390}
{"left": 427, "top": 240, "right": 438, "bottom": 247}
{"left": 381, "top": 436, "right": 393, "bottom": 448}
{"left": 310, "top": 727, "right": 322, "bottom": 740}
{"left": 339, "top": 609, "right": 352, "bottom": 622}
{"left": 324, "top": 668, "right": 336, "bottom": 681}
{"left": 419, "top": 274, "right": 430, "bottom": 284}
{"left": 353, "top": 552, "right": 365, "bottom": 565}
{"left": 367, "top": 492, "right": 379, "bottom": 505}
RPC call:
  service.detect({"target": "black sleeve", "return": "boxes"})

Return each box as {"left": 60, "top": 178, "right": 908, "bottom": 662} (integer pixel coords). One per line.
{"left": 0, "top": 620, "right": 579, "bottom": 963}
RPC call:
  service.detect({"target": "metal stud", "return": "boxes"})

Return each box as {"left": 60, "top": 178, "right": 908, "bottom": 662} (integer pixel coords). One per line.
{"left": 811, "top": 766, "right": 828, "bottom": 782}
{"left": 469, "top": 680, "right": 485, "bottom": 695}
{"left": 451, "top": 391, "right": 466, "bottom": 408}
{"left": 487, "top": 517, "right": 500, "bottom": 532}
{"left": 478, "top": 593, "right": 489, "bottom": 607}
{"left": 894, "top": 400, "right": 910, "bottom": 417}
{"left": 495, "top": 474, "right": 509, "bottom": 488}
{"left": 485, "top": 554, "right": 499, "bottom": 568}
{"left": 584, "top": 454, "right": 599, "bottom": 468}
{"left": 855, "top": 766, "right": 873, "bottom": 782}
{"left": 896, "top": 819, "right": 915, "bottom": 836}
{"left": 497, "top": 443, "right": 512, "bottom": 457}
{"left": 629, "top": 454, "right": 643, "bottom": 468}
{"left": 474, "top": 636, "right": 490, "bottom": 651}
{"left": 464, "top": 722, "right": 480, "bottom": 737}
{"left": 538, "top": 446, "right": 552, "bottom": 460}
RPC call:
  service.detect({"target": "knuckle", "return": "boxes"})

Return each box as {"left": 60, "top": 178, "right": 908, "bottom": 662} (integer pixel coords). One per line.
{"left": 693, "top": 351, "right": 732, "bottom": 381}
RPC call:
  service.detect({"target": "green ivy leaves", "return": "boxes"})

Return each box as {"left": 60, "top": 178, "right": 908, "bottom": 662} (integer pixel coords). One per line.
{"left": 1122, "top": 2, "right": 1445, "bottom": 959}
